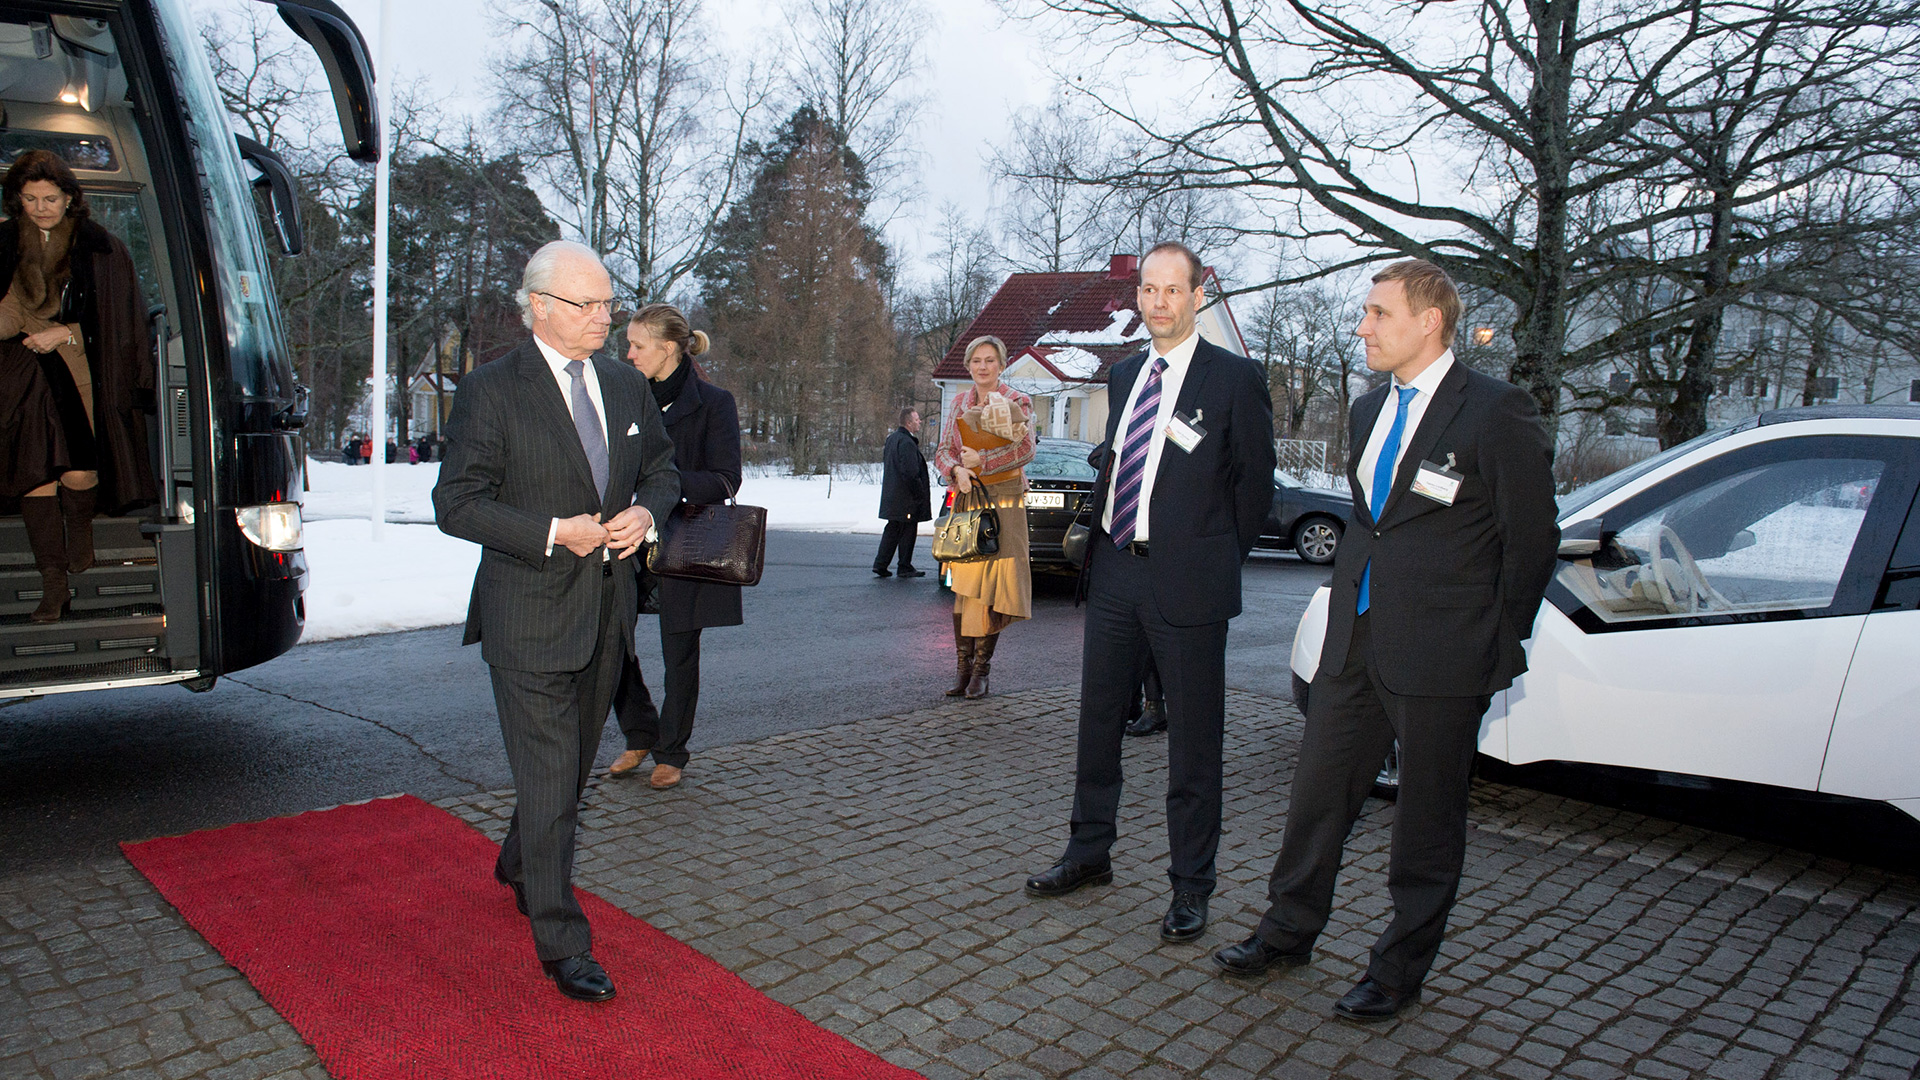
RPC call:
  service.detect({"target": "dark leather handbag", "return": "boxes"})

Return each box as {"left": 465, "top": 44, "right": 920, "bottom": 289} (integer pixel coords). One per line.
{"left": 646, "top": 479, "right": 767, "bottom": 587}
{"left": 1062, "top": 442, "right": 1115, "bottom": 569}
{"left": 931, "top": 486, "right": 1001, "bottom": 564}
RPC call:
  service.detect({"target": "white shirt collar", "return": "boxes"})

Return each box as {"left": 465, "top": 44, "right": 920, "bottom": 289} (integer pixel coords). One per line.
{"left": 1395, "top": 348, "right": 1455, "bottom": 397}
{"left": 1149, "top": 329, "right": 1201, "bottom": 370}
{"left": 533, "top": 333, "right": 591, "bottom": 377}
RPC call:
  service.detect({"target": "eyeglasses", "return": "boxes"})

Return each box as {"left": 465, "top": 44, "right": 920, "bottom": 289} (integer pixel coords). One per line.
{"left": 536, "top": 291, "right": 617, "bottom": 316}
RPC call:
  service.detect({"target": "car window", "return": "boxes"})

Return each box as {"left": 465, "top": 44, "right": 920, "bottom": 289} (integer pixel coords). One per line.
{"left": 1028, "top": 444, "right": 1098, "bottom": 481}
{"left": 1275, "top": 469, "right": 1304, "bottom": 488}
{"left": 1559, "top": 456, "right": 1885, "bottom": 623}
{"left": 1558, "top": 424, "right": 1742, "bottom": 517}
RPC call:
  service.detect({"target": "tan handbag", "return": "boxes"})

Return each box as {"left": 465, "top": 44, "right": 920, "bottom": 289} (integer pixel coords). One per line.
{"left": 930, "top": 486, "right": 1001, "bottom": 564}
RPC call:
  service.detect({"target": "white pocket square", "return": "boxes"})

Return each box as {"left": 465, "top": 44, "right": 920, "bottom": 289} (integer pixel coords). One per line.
{"left": 626, "top": 422, "right": 640, "bottom": 435}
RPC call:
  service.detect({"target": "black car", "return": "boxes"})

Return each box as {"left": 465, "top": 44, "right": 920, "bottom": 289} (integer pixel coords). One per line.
{"left": 1023, "top": 438, "right": 1101, "bottom": 568}
{"left": 1257, "top": 469, "right": 1352, "bottom": 565}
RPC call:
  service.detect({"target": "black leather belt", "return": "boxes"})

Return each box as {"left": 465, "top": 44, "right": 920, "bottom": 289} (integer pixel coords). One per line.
{"left": 1120, "top": 540, "right": 1150, "bottom": 557}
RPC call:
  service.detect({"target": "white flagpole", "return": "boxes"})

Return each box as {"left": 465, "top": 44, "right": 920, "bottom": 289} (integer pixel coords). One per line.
{"left": 368, "top": 0, "right": 392, "bottom": 538}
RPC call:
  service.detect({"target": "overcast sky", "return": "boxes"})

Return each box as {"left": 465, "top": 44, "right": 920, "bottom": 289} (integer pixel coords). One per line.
{"left": 317, "top": 0, "right": 1058, "bottom": 275}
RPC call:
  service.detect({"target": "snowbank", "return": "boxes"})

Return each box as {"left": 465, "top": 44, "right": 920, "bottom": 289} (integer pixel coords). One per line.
{"left": 298, "top": 459, "right": 930, "bottom": 642}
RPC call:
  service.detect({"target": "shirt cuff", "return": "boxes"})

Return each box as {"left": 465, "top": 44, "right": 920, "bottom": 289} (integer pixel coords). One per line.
{"left": 546, "top": 517, "right": 559, "bottom": 557}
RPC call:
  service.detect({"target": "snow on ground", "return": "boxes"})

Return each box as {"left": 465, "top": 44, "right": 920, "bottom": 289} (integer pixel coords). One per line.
{"left": 298, "top": 459, "right": 930, "bottom": 642}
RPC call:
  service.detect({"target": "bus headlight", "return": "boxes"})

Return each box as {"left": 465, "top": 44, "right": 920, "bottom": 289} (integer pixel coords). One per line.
{"left": 236, "top": 503, "right": 304, "bottom": 551}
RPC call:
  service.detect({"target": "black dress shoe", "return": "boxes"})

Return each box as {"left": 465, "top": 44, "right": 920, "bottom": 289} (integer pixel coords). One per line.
{"left": 494, "top": 863, "right": 528, "bottom": 917}
{"left": 1212, "top": 935, "right": 1312, "bottom": 976}
{"left": 1125, "top": 700, "right": 1167, "bottom": 737}
{"left": 1333, "top": 977, "right": 1420, "bottom": 1022}
{"left": 1160, "top": 890, "right": 1209, "bottom": 942}
{"left": 872, "top": 567, "right": 892, "bottom": 578}
{"left": 542, "top": 954, "right": 617, "bottom": 1002}
{"left": 1024, "top": 858, "right": 1113, "bottom": 898}
{"left": 897, "top": 567, "right": 927, "bottom": 578}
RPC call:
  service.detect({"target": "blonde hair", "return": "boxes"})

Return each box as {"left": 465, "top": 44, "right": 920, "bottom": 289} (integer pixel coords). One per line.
{"left": 1372, "top": 259, "right": 1462, "bottom": 346}
{"left": 629, "top": 302, "right": 710, "bottom": 360}
{"left": 964, "top": 335, "right": 1008, "bottom": 367}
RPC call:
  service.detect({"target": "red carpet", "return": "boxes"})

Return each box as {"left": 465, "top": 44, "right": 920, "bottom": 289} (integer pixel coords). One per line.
{"left": 121, "top": 794, "right": 922, "bottom": 1080}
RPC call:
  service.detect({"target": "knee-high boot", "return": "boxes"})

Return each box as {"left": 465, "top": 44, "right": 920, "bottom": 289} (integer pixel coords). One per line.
{"left": 946, "top": 614, "right": 976, "bottom": 696}
{"left": 966, "top": 633, "right": 999, "bottom": 699}
{"left": 21, "top": 496, "right": 70, "bottom": 623}
{"left": 59, "top": 485, "right": 96, "bottom": 573}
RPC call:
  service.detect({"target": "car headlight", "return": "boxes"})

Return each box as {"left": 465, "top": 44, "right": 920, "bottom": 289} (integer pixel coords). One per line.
{"left": 236, "top": 503, "right": 304, "bottom": 551}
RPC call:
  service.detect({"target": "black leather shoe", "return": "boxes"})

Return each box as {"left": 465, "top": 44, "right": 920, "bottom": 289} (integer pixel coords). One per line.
{"left": 1212, "top": 935, "right": 1312, "bottom": 976}
{"left": 897, "top": 567, "right": 927, "bottom": 578}
{"left": 1125, "top": 700, "right": 1167, "bottom": 737}
{"left": 1333, "top": 977, "right": 1420, "bottom": 1022}
{"left": 542, "top": 954, "right": 617, "bottom": 1002}
{"left": 872, "top": 567, "right": 892, "bottom": 578}
{"left": 1160, "top": 891, "right": 1209, "bottom": 942}
{"left": 1024, "top": 858, "right": 1113, "bottom": 898}
{"left": 493, "top": 863, "right": 528, "bottom": 917}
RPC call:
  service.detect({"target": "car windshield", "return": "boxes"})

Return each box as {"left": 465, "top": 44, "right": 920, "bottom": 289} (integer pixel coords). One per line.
{"left": 1028, "top": 443, "right": 1098, "bottom": 481}
{"left": 1558, "top": 425, "right": 1742, "bottom": 519}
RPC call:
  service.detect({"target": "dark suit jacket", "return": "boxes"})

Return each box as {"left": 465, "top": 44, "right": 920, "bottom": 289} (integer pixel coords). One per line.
{"left": 1321, "top": 362, "right": 1559, "bottom": 697}
{"left": 878, "top": 426, "right": 931, "bottom": 521}
{"left": 655, "top": 373, "right": 744, "bottom": 635}
{"left": 1080, "top": 337, "right": 1276, "bottom": 626}
{"left": 434, "top": 341, "right": 680, "bottom": 672}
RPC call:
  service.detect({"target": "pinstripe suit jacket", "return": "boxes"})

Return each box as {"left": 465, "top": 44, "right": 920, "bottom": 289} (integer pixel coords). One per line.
{"left": 433, "top": 341, "right": 680, "bottom": 673}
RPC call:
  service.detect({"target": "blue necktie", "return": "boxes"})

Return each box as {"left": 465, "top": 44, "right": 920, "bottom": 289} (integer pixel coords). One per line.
{"left": 1109, "top": 356, "right": 1168, "bottom": 548}
{"left": 1357, "top": 385, "right": 1417, "bottom": 615}
{"left": 565, "top": 360, "right": 610, "bottom": 499}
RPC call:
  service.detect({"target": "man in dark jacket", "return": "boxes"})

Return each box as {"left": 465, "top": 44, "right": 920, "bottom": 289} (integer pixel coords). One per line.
{"left": 873, "top": 407, "right": 932, "bottom": 578}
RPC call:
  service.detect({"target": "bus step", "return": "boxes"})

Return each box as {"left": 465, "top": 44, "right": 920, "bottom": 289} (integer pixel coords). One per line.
{"left": 0, "top": 564, "right": 166, "bottom": 618}
{"left": 0, "top": 516, "right": 160, "bottom": 570}
{"left": 0, "top": 611, "right": 169, "bottom": 674}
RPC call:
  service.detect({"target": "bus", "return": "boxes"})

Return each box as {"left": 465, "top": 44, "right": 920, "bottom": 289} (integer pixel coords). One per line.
{"left": 0, "top": 0, "right": 377, "bottom": 698}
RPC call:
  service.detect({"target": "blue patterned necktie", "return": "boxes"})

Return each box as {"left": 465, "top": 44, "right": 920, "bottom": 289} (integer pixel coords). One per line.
{"left": 1109, "top": 355, "right": 1168, "bottom": 548}
{"left": 565, "top": 359, "right": 610, "bottom": 498}
{"left": 1357, "top": 385, "right": 1417, "bottom": 615}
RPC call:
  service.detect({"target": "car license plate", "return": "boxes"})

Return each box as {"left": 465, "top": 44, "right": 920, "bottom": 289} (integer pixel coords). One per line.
{"left": 1026, "top": 491, "right": 1065, "bottom": 509}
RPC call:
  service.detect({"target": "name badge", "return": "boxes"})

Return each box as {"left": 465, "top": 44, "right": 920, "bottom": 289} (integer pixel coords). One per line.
{"left": 1410, "top": 458, "right": 1464, "bottom": 505}
{"left": 1165, "top": 411, "right": 1207, "bottom": 453}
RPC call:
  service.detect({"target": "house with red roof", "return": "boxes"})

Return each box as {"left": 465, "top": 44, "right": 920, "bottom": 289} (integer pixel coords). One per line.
{"left": 934, "top": 254, "right": 1249, "bottom": 444}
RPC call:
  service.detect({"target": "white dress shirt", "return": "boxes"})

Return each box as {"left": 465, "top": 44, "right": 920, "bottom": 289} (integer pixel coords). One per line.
{"left": 1356, "top": 348, "right": 1455, "bottom": 513}
{"left": 1101, "top": 329, "right": 1201, "bottom": 541}
{"left": 534, "top": 335, "right": 611, "bottom": 555}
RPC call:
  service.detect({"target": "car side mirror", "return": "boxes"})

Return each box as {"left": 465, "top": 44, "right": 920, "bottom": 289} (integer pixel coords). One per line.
{"left": 1728, "top": 529, "right": 1756, "bottom": 552}
{"left": 236, "top": 135, "right": 305, "bottom": 256}
{"left": 1557, "top": 517, "right": 1607, "bottom": 559}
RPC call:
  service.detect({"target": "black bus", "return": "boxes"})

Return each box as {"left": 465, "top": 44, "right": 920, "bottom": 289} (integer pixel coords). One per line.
{"left": 0, "top": 0, "right": 376, "bottom": 698}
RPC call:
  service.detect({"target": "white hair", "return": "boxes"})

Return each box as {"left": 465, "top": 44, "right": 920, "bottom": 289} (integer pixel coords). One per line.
{"left": 516, "top": 240, "right": 605, "bottom": 328}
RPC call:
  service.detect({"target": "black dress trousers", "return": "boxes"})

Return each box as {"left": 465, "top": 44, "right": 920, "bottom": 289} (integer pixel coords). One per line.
{"left": 1063, "top": 540, "right": 1228, "bottom": 894}
{"left": 1257, "top": 613, "right": 1486, "bottom": 992}
{"left": 873, "top": 519, "right": 919, "bottom": 572}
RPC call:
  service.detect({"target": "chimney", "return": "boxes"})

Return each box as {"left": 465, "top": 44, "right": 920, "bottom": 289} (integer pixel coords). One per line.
{"left": 1107, "top": 253, "right": 1138, "bottom": 280}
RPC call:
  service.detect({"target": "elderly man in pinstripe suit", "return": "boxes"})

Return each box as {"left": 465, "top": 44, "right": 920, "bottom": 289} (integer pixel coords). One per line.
{"left": 434, "top": 240, "right": 679, "bottom": 1002}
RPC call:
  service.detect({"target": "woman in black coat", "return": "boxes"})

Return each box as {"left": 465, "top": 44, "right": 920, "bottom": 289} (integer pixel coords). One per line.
{"left": 0, "top": 150, "right": 155, "bottom": 622}
{"left": 606, "top": 303, "right": 743, "bottom": 789}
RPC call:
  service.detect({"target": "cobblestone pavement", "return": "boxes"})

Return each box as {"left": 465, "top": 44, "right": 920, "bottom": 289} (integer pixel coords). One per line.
{"left": 5, "top": 687, "right": 1918, "bottom": 1079}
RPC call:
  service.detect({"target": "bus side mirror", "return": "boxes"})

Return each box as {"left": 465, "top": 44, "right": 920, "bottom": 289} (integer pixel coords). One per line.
{"left": 236, "top": 136, "right": 305, "bottom": 257}
{"left": 264, "top": 0, "right": 381, "bottom": 164}
{"left": 1558, "top": 517, "right": 1607, "bottom": 558}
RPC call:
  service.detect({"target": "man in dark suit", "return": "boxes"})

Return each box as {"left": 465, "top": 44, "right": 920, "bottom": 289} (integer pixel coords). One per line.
{"left": 433, "top": 240, "right": 679, "bottom": 1003}
{"left": 1025, "top": 242, "right": 1275, "bottom": 944}
{"left": 1213, "top": 259, "right": 1558, "bottom": 1022}
{"left": 872, "top": 407, "right": 931, "bottom": 578}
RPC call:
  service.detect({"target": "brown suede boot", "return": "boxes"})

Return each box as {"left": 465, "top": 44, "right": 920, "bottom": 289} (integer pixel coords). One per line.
{"left": 946, "top": 615, "right": 976, "bottom": 696}
{"left": 966, "top": 633, "right": 1000, "bottom": 699}
{"left": 59, "top": 484, "right": 96, "bottom": 573}
{"left": 22, "top": 496, "right": 70, "bottom": 623}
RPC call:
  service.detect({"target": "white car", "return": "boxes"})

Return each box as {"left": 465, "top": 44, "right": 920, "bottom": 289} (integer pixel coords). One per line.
{"left": 1290, "top": 405, "right": 1920, "bottom": 824}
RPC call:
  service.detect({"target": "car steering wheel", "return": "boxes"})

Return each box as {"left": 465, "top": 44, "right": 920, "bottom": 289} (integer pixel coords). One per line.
{"left": 1653, "top": 524, "right": 1731, "bottom": 613}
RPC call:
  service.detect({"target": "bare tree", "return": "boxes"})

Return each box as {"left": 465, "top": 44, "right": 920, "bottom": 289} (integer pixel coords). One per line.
{"left": 991, "top": 95, "right": 1116, "bottom": 271}
{"left": 490, "top": 0, "right": 767, "bottom": 301}
{"left": 784, "top": 0, "right": 929, "bottom": 200}
{"left": 1014, "top": 0, "right": 1920, "bottom": 442}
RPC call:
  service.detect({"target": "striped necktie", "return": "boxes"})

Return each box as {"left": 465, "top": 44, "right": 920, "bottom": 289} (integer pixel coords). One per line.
{"left": 1109, "top": 355, "right": 1168, "bottom": 548}
{"left": 565, "top": 359, "right": 610, "bottom": 498}
{"left": 1358, "top": 385, "right": 1417, "bottom": 615}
